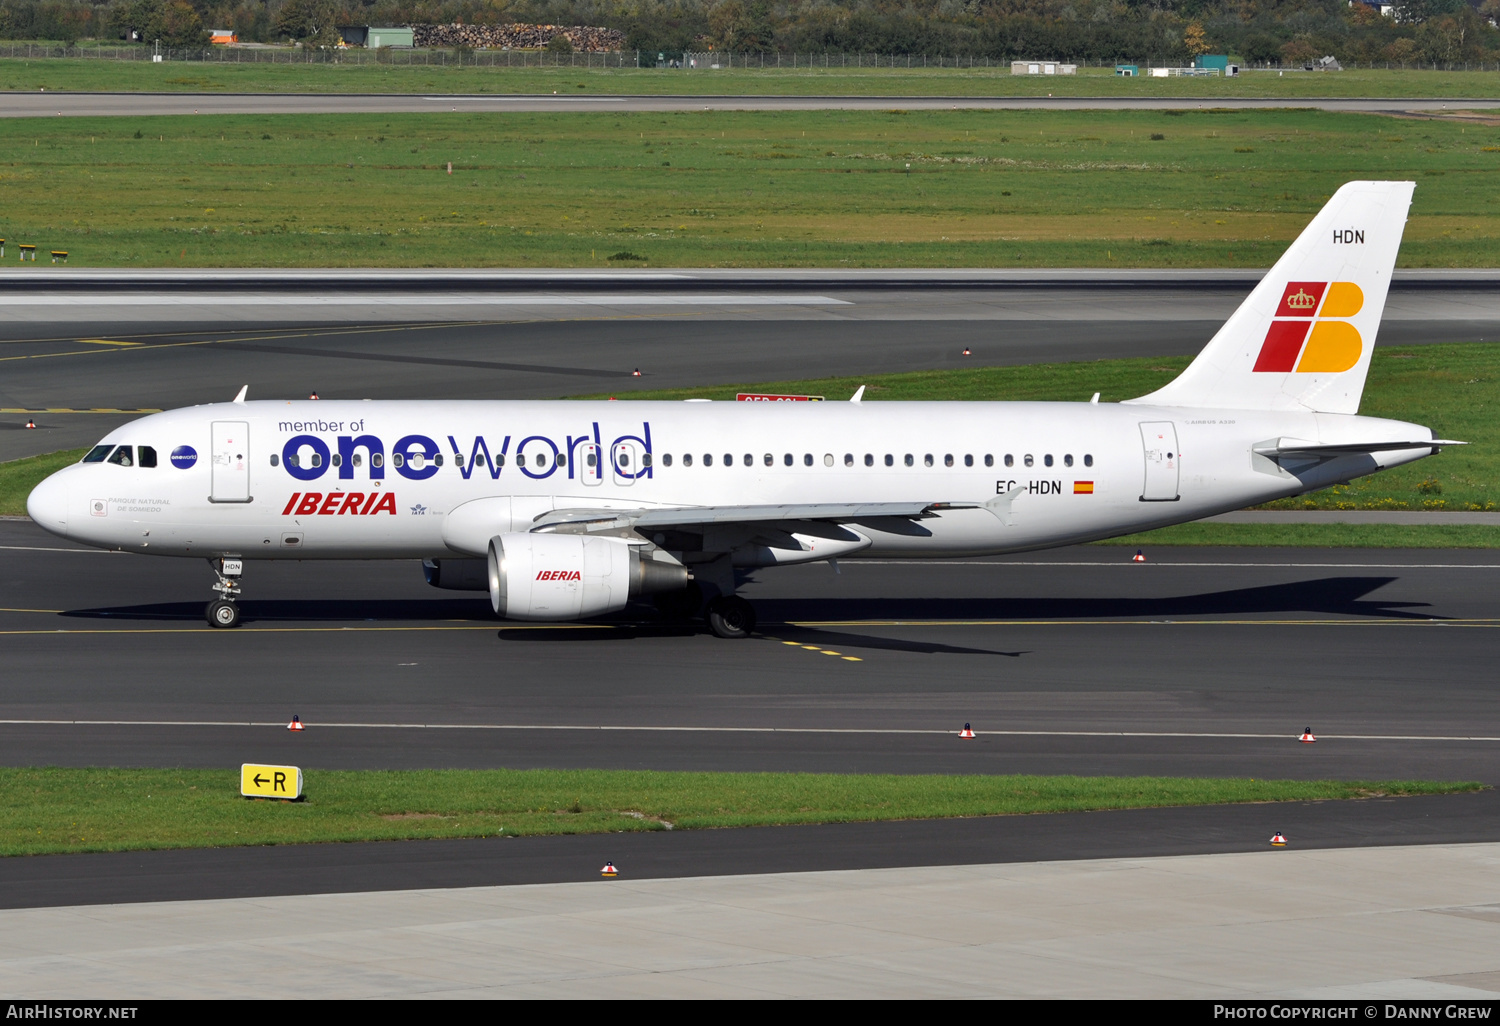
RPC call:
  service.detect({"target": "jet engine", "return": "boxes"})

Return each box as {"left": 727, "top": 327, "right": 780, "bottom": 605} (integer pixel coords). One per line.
{"left": 487, "top": 532, "right": 689, "bottom": 620}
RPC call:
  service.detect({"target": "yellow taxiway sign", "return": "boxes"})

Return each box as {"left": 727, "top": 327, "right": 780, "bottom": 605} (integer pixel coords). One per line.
{"left": 240, "top": 763, "right": 303, "bottom": 800}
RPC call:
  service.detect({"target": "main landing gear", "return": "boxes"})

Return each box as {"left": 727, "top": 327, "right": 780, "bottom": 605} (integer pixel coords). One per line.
{"left": 206, "top": 557, "right": 243, "bottom": 628}
{"left": 706, "top": 595, "right": 756, "bottom": 639}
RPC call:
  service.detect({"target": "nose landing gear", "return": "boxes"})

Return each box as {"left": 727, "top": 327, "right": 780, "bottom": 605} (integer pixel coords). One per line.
{"left": 206, "top": 557, "right": 243, "bottom": 628}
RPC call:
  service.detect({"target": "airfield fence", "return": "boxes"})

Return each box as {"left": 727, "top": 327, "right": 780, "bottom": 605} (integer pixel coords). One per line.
{"left": 1, "top": 44, "right": 1498, "bottom": 72}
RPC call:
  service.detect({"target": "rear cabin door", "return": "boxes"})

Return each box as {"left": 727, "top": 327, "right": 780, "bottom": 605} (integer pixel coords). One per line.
{"left": 210, "top": 421, "right": 251, "bottom": 502}
{"left": 611, "top": 441, "right": 638, "bottom": 487}
{"left": 578, "top": 441, "right": 601, "bottom": 487}
{"left": 1139, "top": 421, "right": 1180, "bottom": 502}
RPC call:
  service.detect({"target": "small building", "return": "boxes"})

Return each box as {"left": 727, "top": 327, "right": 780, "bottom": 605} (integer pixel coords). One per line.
{"left": 1115, "top": 64, "right": 1138, "bottom": 76}
{"left": 337, "top": 26, "right": 368, "bottom": 46}
{"left": 1011, "top": 61, "right": 1077, "bottom": 75}
{"left": 1193, "top": 54, "right": 1239, "bottom": 76}
{"left": 367, "top": 27, "right": 414, "bottom": 48}
{"left": 209, "top": 29, "right": 237, "bottom": 44}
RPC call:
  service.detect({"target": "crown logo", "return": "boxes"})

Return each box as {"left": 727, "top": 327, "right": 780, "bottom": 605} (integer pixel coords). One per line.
{"left": 1286, "top": 288, "right": 1317, "bottom": 311}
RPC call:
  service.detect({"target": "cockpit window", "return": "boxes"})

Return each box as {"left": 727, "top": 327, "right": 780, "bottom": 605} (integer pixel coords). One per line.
{"left": 106, "top": 446, "right": 134, "bottom": 467}
{"left": 138, "top": 446, "right": 158, "bottom": 468}
{"left": 82, "top": 445, "right": 113, "bottom": 463}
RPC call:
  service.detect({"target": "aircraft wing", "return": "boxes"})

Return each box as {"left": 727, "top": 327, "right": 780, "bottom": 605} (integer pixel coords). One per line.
{"left": 532, "top": 501, "right": 945, "bottom": 532}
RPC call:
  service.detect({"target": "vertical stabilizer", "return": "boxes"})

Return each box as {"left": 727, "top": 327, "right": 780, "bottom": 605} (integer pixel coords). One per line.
{"left": 1126, "top": 181, "right": 1414, "bottom": 414}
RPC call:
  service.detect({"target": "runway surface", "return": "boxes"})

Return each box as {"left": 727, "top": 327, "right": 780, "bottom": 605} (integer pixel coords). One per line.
{"left": 3, "top": 270, "right": 1497, "bottom": 462}
{"left": 3, "top": 91, "right": 1499, "bottom": 117}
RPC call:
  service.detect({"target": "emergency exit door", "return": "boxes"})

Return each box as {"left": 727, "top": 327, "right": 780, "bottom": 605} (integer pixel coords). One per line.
{"left": 210, "top": 421, "right": 251, "bottom": 502}
{"left": 1139, "top": 421, "right": 1180, "bottom": 502}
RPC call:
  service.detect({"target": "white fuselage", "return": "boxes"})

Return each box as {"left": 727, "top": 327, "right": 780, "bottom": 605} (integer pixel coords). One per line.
{"left": 28, "top": 399, "right": 1435, "bottom": 562}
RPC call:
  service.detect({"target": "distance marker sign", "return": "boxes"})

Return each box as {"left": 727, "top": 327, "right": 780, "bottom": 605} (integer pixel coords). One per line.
{"left": 240, "top": 763, "right": 303, "bottom": 800}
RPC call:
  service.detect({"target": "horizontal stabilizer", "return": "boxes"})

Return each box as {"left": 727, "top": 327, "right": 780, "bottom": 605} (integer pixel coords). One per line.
{"left": 1253, "top": 437, "right": 1464, "bottom": 458}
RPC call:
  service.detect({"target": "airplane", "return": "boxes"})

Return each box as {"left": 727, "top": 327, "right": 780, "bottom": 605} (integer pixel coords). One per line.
{"left": 26, "top": 180, "right": 1460, "bottom": 638}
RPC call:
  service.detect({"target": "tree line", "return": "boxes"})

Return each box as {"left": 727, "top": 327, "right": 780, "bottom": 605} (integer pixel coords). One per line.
{"left": 2, "top": 0, "right": 1497, "bottom": 64}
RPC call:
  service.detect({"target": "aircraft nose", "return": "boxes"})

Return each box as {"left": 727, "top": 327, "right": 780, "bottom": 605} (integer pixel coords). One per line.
{"left": 26, "top": 469, "right": 70, "bottom": 537}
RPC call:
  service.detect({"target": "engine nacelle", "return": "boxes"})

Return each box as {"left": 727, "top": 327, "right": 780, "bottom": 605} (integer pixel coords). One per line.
{"left": 421, "top": 558, "right": 489, "bottom": 591}
{"left": 487, "top": 533, "right": 689, "bottom": 620}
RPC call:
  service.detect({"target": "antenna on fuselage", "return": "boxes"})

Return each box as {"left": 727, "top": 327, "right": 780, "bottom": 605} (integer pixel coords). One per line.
{"left": 232, "top": 385, "right": 247, "bottom": 404}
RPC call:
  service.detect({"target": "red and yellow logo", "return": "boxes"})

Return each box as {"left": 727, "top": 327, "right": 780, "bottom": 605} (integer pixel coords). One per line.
{"left": 1252, "top": 281, "right": 1364, "bottom": 374}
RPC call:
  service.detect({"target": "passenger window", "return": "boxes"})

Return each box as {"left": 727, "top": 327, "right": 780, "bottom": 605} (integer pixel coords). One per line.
{"left": 904, "top": 454, "right": 914, "bottom": 467}
{"left": 704, "top": 454, "right": 713, "bottom": 467}
{"left": 639, "top": 454, "right": 648, "bottom": 468}
{"left": 1084, "top": 454, "right": 1094, "bottom": 467}
{"left": 803, "top": 454, "right": 813, "bottom": 467}
{"left": 1004, "top": 454, "right": 1013, "bottom": 468}
{"left": 332, "top": 454, "right": 342, "bottom": 468}
{"left": 1044, "top": 454, "right": 1053, "bottom": 468}
{"left": 683, "top": 454, "right": 693, "bottom": 467}
{"left": 662, "top": 453, "right": 672, "bottom": 467}
{"left": 763, "top": 454, "right": 773, "bottom": 466}
{"left": 353, "top": 453, "right": 363, "bottom": 467}
{"left": 288, "top": 453, "right": 300, "bottom": 468}
{"left": 784, "top": 454, "right": 793, "bottom": 467}
{"left": 435, "top": 454, "right": 444, "bottom": 467}
{"left": 885, "top": 454, "right": 893, "bottom": 466}
{"left": 372, "top": 453, "right": 384, "bottom": 468}
{"left": 138, "top": 446, "right": 157, "bottom": 468}
{"left": 494, "top": 454, "right": 505, "bottom": 467}
{"left": 311, "top": 453, "right": 321, "bottom": 468}
{"left": 964, "top": 454, "right": 973, "bottom": 467}
{"left": 984, "top": 455, "right": 993, "bottom": 467}
{"left": 944, "top": 454, "right": 954, "bottom": 468}
{"left": 270, "top": 453, "right": 279, "bottom": 467}
{"left": 924, "top": 454, "right": 933, "bottom": 467}
{"left": 824, "top": 454, "right": 834, "bottom": 467}
{"left": 724, "top": 453, "right": 733, "bottom": 467}
{"left": 392, "top": 453, "right": 404, "bottom": 469}
{"left": 83, "top": 445, "right": 113, "bottom": 463}
{"left": 558, "top": 453, "right": 569, "bottom": 467}
{"left": 620, "top": 453, "right": 631, "bottom": 467}
{"left": 107, "top": 446, "right": 133, "bottom": 467}
{"left": 1024, "top": 454, "right": 1034, "bottom": 468}
{"left": 743, "top": 454, "right": 752, "bottom": 467}
{"left": 844, "top": 454, "right": 854, "bottom": 467}
{"left": 1064, "top": 454, "right": 1073, "bottom": 467}
{"left": 864, "top": 454, "right": 873, "bottom": 467}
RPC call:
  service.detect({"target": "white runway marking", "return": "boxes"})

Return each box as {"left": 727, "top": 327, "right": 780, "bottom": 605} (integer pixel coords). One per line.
{"left": 2, "top": 719, "right": 1496, "bottom": 742}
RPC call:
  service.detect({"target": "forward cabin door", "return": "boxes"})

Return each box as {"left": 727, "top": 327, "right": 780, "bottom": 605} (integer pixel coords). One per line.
{"left": 1139, "top": 421, "right": 1180, "bottom": 502}
{"left": 210, "top": 421, "right": 251, "bottom": 503}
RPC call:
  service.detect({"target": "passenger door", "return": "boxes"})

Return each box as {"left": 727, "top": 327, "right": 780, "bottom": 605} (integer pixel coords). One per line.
{"left": 210, "top": 421, "right": 251, "bottom": 503}
{"left": 611, "top": 441, "right": 638, "bottom": 487}
{"left": 1139, "top": 422, "right": 1180, "bottom": 502}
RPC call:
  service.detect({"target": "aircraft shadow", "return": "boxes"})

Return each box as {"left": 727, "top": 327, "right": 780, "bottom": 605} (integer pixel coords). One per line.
{"left": 56, "top": 577, "right": 1428, "bottom": 632}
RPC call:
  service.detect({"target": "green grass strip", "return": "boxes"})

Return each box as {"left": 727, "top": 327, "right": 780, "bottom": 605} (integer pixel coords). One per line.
{"left": 0, "top": 447, "right": 84, "bottom": 518}
{"left": 0, "top": 767, "right": 1480, "bottom": 857}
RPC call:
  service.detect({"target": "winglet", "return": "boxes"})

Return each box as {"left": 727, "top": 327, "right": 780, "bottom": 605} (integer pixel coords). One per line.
{"left": 232, "top": 385, "right": 248, "bottom": 404}
{"left": 850, "top": 386, "right": 865, "bottom": 404}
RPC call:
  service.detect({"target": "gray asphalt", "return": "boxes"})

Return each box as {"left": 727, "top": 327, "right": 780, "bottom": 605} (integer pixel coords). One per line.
{"left": 3, "top": 92, "right": 1499, "bottom": 116}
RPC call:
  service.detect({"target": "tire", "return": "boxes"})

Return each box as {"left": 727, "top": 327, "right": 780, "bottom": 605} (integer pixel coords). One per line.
{"left": 206, "top": 599, "right": 241, "bottom": 629}
{"left": 706, "top": 596, "right": 756, "bottom": 639}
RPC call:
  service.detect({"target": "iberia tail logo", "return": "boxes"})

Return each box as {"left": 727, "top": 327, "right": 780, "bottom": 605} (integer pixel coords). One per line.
{"left": 1252, "top": 281, "right": 1364, "bottom": 374}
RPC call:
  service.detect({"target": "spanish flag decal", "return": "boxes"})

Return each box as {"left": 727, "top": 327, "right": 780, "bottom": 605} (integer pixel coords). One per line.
{"left": 1074, "top": 481, "right": 1094, "bottom": 494}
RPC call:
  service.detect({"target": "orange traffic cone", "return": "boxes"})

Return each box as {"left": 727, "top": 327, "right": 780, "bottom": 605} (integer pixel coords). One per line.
{"left": 1132, "top": 550, "right": 1146, "bottom": 563}
{"left": 632, "top": 368, "right": 642, "bottom": 377}
{"left": 1270, "top": 832, "right": 1287, "bottom": 847}
{"left": 1299, "top": 728, "right": 1316, "bottom": 743}
{"left": 25, "top": 419, "right": 36, "bottom": 429}
{"left": 309, "top": 392, "right": 319, "bottom": 400}
{"left": 601, "top": 861, "right": 618, "bottom": 877}
{"left": 959, "top": 723, "right": 976, "bottom": 739}
{"left": 287, "top": 715, "right": 305, "bottom": 732}
{"left": 961, "top": 347, "right": 971, "bottom": 356}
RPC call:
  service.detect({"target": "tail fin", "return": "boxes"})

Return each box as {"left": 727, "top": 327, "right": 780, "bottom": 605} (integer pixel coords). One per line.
{"left": 1127, "top": 181, "right": 1414, "bottom": 415}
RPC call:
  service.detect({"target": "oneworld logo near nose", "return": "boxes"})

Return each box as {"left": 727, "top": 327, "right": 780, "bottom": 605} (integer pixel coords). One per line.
{"left": 170, "top": 445, "right": 198, "bottom": 469}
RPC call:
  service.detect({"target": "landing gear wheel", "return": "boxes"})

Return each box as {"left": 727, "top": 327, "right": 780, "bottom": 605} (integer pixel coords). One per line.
{"left": 206, "top": 599, "right": 241, "bottom": 629}
{"left": 706, "top": 596, "right": 756, "bottom": 639}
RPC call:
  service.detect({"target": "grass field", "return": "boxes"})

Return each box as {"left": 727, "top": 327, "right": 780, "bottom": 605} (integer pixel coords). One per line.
{"left": 0, "top": 107, "right": 1497, "bottom": 267}
{"left": 4, "top": 57, "right": 1500, "bottom": 98}
{"left": 0, "top": 766, "right": 1478, "bottom": 857}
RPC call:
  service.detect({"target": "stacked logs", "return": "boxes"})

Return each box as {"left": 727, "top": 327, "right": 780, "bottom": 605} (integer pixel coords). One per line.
{"left": 408, "top": 24, "right": 626, "bottom": 51}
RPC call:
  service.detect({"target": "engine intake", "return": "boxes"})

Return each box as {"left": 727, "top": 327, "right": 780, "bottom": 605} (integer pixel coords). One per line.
{"left": 488, "top": 533, "right": 689, "bottom": 620}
